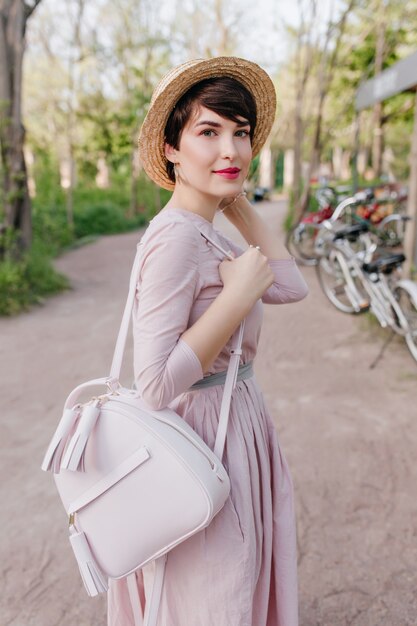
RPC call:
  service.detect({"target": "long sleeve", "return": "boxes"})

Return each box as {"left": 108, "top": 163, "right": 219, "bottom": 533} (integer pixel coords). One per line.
{"left": 221, "top": 234, "right": 309, "bottom": 305}
{"left": 132, "top": 219, "right": 204, "bottom": 410}
{"left": 261, "top": 257, "right": 309, "bottom": 304}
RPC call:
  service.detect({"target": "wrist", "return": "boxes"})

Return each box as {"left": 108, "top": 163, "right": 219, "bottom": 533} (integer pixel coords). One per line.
{"left": 220, "top": 281, "right": 257, "bottom": 314}
{"left": 218, "top": 191, "right": 247, "bottom": 214}
{"left": 221, "top": 195, "right": 255, "bottom": 227}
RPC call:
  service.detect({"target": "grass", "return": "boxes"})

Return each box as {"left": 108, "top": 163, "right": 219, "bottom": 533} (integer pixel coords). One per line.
{"left": 1, "top": 175, "right": 171, "bottom": 316}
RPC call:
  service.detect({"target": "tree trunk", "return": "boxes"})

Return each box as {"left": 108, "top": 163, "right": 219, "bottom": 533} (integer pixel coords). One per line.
{"left": 404, "top": 90, "right": 417, "bottom": 277}
{"left": 332, "top": 146, "right": 343, "bottom": 179}
{"left": 24, "top": 144, "right": 36, "bottom": 196}
{"left": 283, "top": 149, "right": 295, "bottom": 190}
{"left": 0, "top": 0, "right": 38, "bottom": 258}
{"left": 95, "top": 154, "right": 109, "bottom": 189}
{"left": 297, "top": 91, "right": 325, "bottom": 217}
{"left": 129, "top": 148, "right": 142, "bottom": 217}
{"left": 215, "top": 0, "right": 228, "bottom": 55}
{"left": 259, "top": 139, "right": 273, "bottom": 190}
{"left": 295, "top": 0, "right": 355, "bottom": 218}
{"left": 371, "top": 5, "right": 386, "bottom": 178}
{"left": 293, "top": 95, "right": 303, "bottom": 211}
{"left": 372, "top": 104, "right": 384, "bottom": 178}
{"left": 291, "top": 0, "right": 318, "bottom": 215}
{"left": 63, "top": 0, "right": 85, "bottom": 233}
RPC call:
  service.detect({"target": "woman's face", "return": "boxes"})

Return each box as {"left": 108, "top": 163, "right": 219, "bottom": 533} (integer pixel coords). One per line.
{"left": 165, "top": 104, "right": 252, "bottom": 199}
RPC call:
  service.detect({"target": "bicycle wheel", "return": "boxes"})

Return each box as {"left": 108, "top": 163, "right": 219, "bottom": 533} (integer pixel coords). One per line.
{"left": 394, "top": 286, "right": 417, "bottom": 362}
{"left": 316, "top": 250, "right": 368, "bottom": 314}
{"left": 285, "top": 224, "right": 320, "bottom": 265}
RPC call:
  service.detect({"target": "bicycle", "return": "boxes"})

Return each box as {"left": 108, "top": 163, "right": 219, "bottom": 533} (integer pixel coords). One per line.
{"left": 315, "top": 220, "right": 417, "bottom": 363}
{"left": 285, "top": 189, "right": 366, "bottom": 265}
{"left": 286, "top": 186, "right": 408, "bottom": 265}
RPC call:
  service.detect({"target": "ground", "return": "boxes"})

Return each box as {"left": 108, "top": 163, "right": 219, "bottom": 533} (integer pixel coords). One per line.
{"left": 1, "top": 200, "right": 416, "bottom": 626}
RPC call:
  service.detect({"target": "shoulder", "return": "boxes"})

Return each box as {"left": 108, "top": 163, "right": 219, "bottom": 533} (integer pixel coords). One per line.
{"left": 140, "top": 211, "right": 202, "bottom": 250}
{"left": 138, "top": 211, "right": 202, "bottom": 277}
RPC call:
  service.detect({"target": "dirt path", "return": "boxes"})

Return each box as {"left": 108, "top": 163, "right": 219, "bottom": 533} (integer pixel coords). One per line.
{"left": 1, "top": 200, "right": 416, "bottom": 626}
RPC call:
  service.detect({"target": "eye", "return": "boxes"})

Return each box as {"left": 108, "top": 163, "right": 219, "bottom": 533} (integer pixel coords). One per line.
{"left": 200, "top": 129, "right": 216, "bottom": 137}
{"left": 235, "top": 129, "right": 250, "bottom": 137}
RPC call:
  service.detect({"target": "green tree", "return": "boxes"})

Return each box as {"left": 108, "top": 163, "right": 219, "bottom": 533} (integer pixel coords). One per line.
{"left": 0, "top": 0, "right": 43, "bottom": 259}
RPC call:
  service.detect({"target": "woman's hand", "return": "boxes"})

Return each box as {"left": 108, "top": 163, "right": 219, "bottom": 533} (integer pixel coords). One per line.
{"left": 219, "top": 246, "right": 274, "bottom": 306}
{"left": 218, "top": 191, "right": 247, "bottom": 214}
{"left": 218, "top": 196, "right": 235, "bottom": 211}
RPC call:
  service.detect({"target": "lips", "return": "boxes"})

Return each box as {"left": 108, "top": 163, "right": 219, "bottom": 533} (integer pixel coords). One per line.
{"left": 213, "top": 167, "right": 241, "bottom": 174}
{"left": 213, "top": 167, "right": 241, "bottom": 180}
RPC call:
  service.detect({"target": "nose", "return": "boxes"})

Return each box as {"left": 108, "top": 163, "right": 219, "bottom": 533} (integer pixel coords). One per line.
{"left": 220, "top": 132, "right": 238, "bottom": 160}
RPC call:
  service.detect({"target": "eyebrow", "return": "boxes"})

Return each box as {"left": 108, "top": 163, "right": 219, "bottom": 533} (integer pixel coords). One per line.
{"left": 194, "top": 119, "right": 250, "bottom": 129}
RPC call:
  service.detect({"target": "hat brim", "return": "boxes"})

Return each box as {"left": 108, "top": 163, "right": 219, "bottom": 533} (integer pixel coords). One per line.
{"left": 138, "top": 57, "right": 277, "bottom": 191}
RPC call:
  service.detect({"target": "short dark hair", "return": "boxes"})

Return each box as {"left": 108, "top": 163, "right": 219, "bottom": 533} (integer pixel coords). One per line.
{"left": 164, "top": 76, "right": 257, "bottom": 184}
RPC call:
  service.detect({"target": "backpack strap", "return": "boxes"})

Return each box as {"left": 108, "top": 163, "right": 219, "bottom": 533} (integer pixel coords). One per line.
{"left": 109, "top": 221, "right": 245, "bottom": 461}
{"left": 111, "top": 220, "right": 246, "bottom": 626}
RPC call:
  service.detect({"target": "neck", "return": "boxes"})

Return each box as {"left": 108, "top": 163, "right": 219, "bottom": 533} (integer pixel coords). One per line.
{"left": 164, "top": 184, "right": 221, "bottom": 223}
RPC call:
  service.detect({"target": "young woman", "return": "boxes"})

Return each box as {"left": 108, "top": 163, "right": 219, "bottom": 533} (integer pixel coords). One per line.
{"left": 107, "top": 57, "right": 308, "bottom": 626}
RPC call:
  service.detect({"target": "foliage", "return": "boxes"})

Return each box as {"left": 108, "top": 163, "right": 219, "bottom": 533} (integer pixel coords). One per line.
{"left": 0, "top": 231, "right": 70, "bottom": 316}
{"left": 327, "top": 10, "right": 413, "bottom": 161}
{"left": 275, "top": 0, "right": 417, "bottom": 190}
{"left": 247, "top": 155, "right": 260, "bottom": 184}
{"left": 284, "top": 183, "right": 315, "bottom": 232}
{"left": 31, "top": 169, "right": 169, "bottom": 240}
{"left": 73, "top": 203, "right": 144, "bottom": 238}
{"left": 4, "top": 0, "right": 417, "bottom": 314}
{"left": 283, "top": 190, "right": 296, "bottom": 233}
{"left": 1, "top": 164, "right": 169, "bottom": 314}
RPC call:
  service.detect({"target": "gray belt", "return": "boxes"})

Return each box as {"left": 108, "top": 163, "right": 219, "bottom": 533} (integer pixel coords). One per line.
{"left": 189, "top": 360, "right": 254, "bottom": 390}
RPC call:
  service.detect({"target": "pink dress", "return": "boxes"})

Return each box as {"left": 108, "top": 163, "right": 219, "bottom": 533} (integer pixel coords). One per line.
{"left": 107, "top": 207, "right": 309, "bottom": 626}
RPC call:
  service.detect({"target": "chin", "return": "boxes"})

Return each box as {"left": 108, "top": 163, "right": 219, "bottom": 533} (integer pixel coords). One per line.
{"left": 216, "top": 181, "right": 242, "bottom": 191}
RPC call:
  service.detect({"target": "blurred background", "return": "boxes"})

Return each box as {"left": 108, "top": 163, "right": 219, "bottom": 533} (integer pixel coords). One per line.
{"left": 2, "top": 0, "right": 417, "bottom": 314}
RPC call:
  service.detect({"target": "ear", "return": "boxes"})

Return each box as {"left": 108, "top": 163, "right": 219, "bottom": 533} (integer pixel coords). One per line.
{"left": 164, "top": 142, "right": 178, "bottom": 164}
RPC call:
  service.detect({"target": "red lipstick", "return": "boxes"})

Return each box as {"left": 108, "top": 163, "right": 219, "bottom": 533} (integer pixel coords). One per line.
{"left": 213, "top": 167, "right": 241, "bottom": 179}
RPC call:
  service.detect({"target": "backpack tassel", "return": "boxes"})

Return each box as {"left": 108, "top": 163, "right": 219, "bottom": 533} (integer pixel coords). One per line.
{"left": 69, "top": 526, "right": 108, "bottom": 596}
{"left": 41, "top": 407, "right": 80, "bottom": 474}
{"left": 61, "top": 403, "right": 101, "bottom": 472}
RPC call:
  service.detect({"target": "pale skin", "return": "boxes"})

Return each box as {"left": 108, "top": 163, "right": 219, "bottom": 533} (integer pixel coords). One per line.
{"left": 162, "top": 104, "right": 292, "bottom": 373}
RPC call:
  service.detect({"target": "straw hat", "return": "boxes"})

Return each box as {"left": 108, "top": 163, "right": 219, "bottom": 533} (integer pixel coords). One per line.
{"left": 138, "top": 56, "right": 277, "bottom": 191}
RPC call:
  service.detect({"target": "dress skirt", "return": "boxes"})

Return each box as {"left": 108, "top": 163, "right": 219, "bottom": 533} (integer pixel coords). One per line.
{"left": 107, "top": 206, "right": 308, "bottom": 625}
{"left": 107, "top": 374, "right": 299, "bottom": 626}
